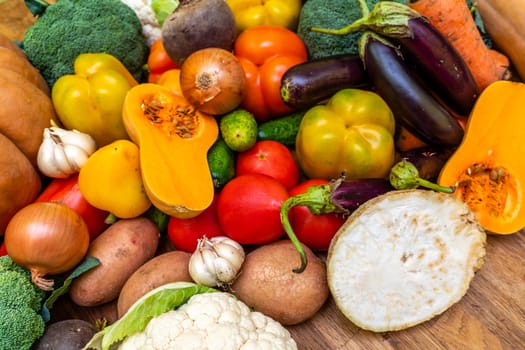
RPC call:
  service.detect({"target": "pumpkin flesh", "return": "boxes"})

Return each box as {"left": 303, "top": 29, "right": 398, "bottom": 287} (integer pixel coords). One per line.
{"left": 438, "top": 81, "right": 525, "bottom": 234}
{"left": 123, "top": 83, "right": 218, "bottom": 218}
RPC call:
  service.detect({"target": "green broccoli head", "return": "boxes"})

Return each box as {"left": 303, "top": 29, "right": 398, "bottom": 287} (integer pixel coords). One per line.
{"left": 0, "top": 306, "right": 45, "bottom": 350}
{"left": 23, "top": 0, "right": 149, "bottom": 88}
{"left": 297, "top": 0, "right": 407, "bottom": 60}
{"left": 0, "top": 270, "right": 46, "bottom": 311}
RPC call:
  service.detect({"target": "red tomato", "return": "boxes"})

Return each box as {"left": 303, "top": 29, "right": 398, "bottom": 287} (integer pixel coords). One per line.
{"left": 0, "top": 241, "right": 7, "bottom": 256}
{"left": 167, "top": 193, "right": 224, "bottom": 252}
{"left": 147, "top": 39, "right": 178, "bottom": 83}
{"left": 236, "top": 140, "right": 300, "bottom": 189}
{"left": 234, "top": 25, "right": 308, "bottom": 121}
{"left": 288, "top": 179, "right": 346, "bottom": 251}
{"left": 217, "top": 173, "right": 289, "bottom": 245}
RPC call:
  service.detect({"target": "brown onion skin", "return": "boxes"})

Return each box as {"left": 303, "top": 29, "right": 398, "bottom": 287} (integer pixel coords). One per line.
{"left": 180, "top": 47, "right": 246, "bottom": 115}
{"left": 5, "top": 202, "right": 90, "bottom": 289}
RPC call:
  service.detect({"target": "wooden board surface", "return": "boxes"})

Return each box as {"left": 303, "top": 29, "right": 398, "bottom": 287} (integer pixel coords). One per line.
{"left": 50, "top": 232, "right": 525, "bottom": 350}
{"left": 3, "top": 1, "right": 524, "bottom": 348}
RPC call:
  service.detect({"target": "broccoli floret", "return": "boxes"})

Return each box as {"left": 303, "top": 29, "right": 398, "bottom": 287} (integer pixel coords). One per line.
{"left": 23, "top": 0, "right": 149, "bottom": 87}
{"left": 0, "top": 307, "right": 45, "bottom": 350}
{"left": 297, "top": 0, "right": 407, "bottom": 60}
{"left": 0, "top": 256, "right": 46, "bottom": 350}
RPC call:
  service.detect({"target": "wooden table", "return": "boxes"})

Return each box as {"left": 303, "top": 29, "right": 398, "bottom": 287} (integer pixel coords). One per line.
{"left": 51, "top": 232, "right": 525, "bottom": 350}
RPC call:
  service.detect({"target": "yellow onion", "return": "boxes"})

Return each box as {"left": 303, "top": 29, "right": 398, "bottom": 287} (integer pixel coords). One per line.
{"left": 4, "top": 202, "right": 90, "bottom": 291}
{"left": 180, "top": 47, "right": 246, "bottom": 115}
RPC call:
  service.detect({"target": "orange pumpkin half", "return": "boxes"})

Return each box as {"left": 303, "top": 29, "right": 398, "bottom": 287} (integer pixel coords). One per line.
{"left": 438, "top": 80, "right": 525, "bottom": 234}
{"left": 123, "top": 83, "right": 218, "bottom": 219}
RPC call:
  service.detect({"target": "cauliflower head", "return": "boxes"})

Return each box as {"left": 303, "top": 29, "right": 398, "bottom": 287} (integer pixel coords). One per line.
{"left": 120, "top": 0, "right": 162, "bottom": 46}
{"left": 119, "top": 292, "right": 298, "bottom": 350}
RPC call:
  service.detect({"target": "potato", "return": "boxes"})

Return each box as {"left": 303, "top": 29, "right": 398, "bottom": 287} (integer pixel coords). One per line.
{"left": 231, "top": 240, "right": 329, "bottom": 325}
{"left": 117, "top": 250, "right": 193, "bottom": 317}
{"left": 69, "top": 217, "right": 160, "bottom": 307}
{"left": 33, "top": 319, "right": 97, "bottom": 350}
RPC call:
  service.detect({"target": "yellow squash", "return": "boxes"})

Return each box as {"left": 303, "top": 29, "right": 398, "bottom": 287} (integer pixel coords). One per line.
{"left": 438, "top": 80, "right": 525, "bottom": 234}
{"left": 122, "top": 83, "right": 218, "bottom": 218}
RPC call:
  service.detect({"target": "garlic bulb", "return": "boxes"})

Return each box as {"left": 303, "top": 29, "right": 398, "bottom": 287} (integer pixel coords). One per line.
{"left": 189, "top": 236, "right": 245, "bottom": 288}
{"left": 37, "top": 126, "right": 97, "bottom": 178}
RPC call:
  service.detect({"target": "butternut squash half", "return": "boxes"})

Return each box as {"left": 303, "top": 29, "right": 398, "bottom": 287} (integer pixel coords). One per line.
{"left": 438, "top": 80, "right": 525, "bottom": 234}
{"left": 123, "top": 83, "right": 218, "bottom": 218}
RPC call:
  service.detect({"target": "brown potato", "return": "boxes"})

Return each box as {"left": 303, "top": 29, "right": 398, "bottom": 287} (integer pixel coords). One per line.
{"left": 117, "top": 250, "right": 193, "bottom": 317}
{"left": 69, "top": 217, "right": 160, "bottom": 307}
{"left": 231, "top": 240, "right": 329, "bottom": 325}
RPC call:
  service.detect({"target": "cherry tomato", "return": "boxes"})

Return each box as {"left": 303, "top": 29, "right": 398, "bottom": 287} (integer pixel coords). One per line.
{"left": 0, "top": 241, "right": 7, "bottom": 256}
{"left": 147, "top": 39, "right": 178, "bottom": 83}
{"left": 234, "top": 25, "right": 308, "bottom": 121}
{"left": 236, "top": 140, "right": 300, "bottom": 189}
{"left": 288, "top": 179, "right": 346, "bottom": 251}
{"left": 217, "top": 173, "right": 289, "bottom": 245}
{"left": 167, "top": 193, "right": 224, "bottom": 252}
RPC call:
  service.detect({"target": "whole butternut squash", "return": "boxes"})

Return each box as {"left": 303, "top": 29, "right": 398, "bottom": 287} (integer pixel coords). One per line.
{"left": 438, "top": 80, "right": 525, "bottom": 234}
{"left": 0, "top": 33, "right": 56, "bottom": 234}
{"left": 477, "top": 0, "right": 525, "bottom": 81}
{"left": 122, "top": 83, "right": 218, "bottom": 218}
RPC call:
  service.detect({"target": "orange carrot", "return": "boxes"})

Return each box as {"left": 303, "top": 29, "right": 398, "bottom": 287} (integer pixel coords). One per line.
{"left": 408, "top": 0, "right": 510, "bottom": 91}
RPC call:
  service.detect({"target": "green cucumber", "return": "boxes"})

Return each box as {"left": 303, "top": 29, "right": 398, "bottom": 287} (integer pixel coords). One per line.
{"left": 207, "top": 136, "right": 235, "bottom": 190}
{"left": 257, "top": 110, "right": 307, "bottom": 147}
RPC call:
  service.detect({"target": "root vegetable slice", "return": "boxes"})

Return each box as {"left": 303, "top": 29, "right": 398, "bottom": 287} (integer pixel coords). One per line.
{"left": 327, "top": 189, "right": 486, "bottom": 332}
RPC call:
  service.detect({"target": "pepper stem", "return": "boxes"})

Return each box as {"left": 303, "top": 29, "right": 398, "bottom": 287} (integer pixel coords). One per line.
{"left": 279, "top": 184, "right": 337, "bottom": 273}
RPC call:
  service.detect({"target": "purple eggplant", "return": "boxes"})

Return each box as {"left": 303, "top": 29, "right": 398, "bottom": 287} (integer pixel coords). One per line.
{"left": 280, "top": 54, "right": 371, "bottom": 110}
{"left": 397, "top": 146, "right": 456, "bottom": 181}
{"left": 280, "top": 177, "right": 393, "bottom": 273}
{"left": 360, "top": 32, "right": 464, "bottom": 146}
{"left": 309, "top": 1, "right": 480, "bottom": 116}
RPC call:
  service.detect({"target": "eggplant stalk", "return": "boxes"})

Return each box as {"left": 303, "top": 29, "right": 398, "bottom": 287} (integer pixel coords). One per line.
{"left": 280, "top": 176, "right": 393, "bottom": 273}
{"left": 389, "top": 160, "right": 455, "bottom": 193}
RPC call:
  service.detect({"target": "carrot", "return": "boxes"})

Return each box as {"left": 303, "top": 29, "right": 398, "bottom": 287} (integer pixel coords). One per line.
{"left": 408, "top": 0, "right": 510, "bottom": 91}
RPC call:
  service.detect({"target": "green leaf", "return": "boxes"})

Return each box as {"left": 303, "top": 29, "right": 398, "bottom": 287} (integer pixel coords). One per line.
{"left": 41, "top": 256, "right": 100, "bottom": 322}
{"left": 151, "top": 0, "right": 179, "bottom": 26}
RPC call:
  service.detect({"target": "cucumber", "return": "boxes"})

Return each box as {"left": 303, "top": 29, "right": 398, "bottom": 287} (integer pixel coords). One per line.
{"left": 207, "top": 136, "right": 235, "bottom": 190}
{"left": 280, "top": 54, "right": 371, "bottom": 110}
{"left": 257, "top": 110, "right": 306, "bottom": 147}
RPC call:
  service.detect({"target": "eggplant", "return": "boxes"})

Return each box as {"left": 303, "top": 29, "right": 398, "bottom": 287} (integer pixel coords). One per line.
{"left": 280, "top": 54, "right": 371, "bottom": 110}
{"left": 397, "top": 146, "right": 456, "bottom": 181}
{"left": 309, "top": 2, "right": 480, "bottom": 116}
{"left": 360, "top": 32, "right": 464, "bottom": 146}
{"left": 280, "top": 177, "right": 394, "bottom": 273}
{"left": 387, "top": 14, "right": 480, "bottom": 116}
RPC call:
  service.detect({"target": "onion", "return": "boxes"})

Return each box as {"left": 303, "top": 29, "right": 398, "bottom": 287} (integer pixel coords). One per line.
{"left": 4, "top": 202, "right": 90, "bottom": 290}
{"left": 180, "top": 47, "right": 246, "bottom": 115}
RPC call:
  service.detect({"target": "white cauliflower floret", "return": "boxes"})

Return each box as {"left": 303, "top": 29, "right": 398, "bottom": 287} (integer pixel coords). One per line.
{"left": 121, "top": 0, "right": 162, "bottom": 46}
{"left": 119, "top": 292, "right": 298, "bottom": 350}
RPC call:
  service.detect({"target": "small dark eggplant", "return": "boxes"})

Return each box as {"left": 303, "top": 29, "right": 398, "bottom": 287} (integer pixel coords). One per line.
{"left": 280, "top": 177, "right": 393, "bottom": 273}
{"left": 397, "top": 146, "right": 456, "bottom": 181}
{"left": 280, "top": 54, "right": 371, "bottom": 110}
{"left": 360, "top": 32, "right": 464, "bottom": 146}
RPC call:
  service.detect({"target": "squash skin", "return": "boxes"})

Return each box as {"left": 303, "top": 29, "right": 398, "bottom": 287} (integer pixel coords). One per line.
{"left": 0, "top": 47, "right": 50, "bottom": 95}
{"left": 0, "top": 73, "right": 55, "bottom": 168}
{"left": 438, "top": 81, "right": 525, "bottom": 234}
{"left": 123, "top": 83, "right": 219, "bottom": 218}
{"left": 477, "top": 0, "right": 525, "bottom": 81}
{"left": 0, "top": 134, "right": 41, "bottom": 234}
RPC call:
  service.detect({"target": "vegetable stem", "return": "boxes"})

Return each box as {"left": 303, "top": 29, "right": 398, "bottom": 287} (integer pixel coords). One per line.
{"left": 280, "top": 184, "right": 339, "bottom": 273}
{"left": 389, "top": 160, "right": 455, "bottom": 193}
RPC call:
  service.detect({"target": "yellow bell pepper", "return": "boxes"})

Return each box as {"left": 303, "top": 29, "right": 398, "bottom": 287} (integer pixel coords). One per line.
{"left": 226, "top": 0, "right": 303, "bottom": 33}
{"left": 295, "top": 88, "right": 396, "bottom": 180}
{"left": 78, "top": 139, "right": 152, "bottom": 219}
{"left": 52, "top": 53, "right": 138, "bottom": 147}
